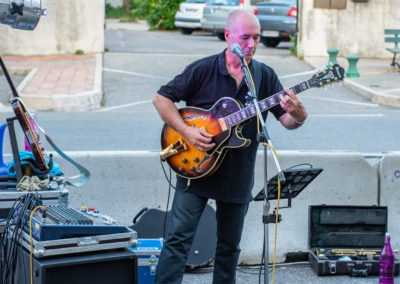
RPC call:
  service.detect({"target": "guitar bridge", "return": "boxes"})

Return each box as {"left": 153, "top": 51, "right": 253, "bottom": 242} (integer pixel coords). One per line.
{"left": 160, "top": 138, "right": 188, "bottom": 160}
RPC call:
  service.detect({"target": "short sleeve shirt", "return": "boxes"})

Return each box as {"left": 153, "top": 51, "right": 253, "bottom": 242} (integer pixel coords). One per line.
{"left": 158, "top": 50, "right": 286, "bottom": 204}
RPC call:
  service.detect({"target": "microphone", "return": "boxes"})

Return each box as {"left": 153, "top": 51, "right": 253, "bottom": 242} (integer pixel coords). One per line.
{"left": 230, "top": 43, "right": 245, "bottom": 59}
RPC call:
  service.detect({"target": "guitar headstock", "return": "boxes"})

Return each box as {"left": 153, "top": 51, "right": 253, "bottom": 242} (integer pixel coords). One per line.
{"left": 308, "top": 64, "right": 345, "bottom": 88}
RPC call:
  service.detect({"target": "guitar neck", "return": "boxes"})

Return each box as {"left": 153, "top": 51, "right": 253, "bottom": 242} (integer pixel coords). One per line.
{"left": 222, "top": 80, "right": 310, "bottom": 128}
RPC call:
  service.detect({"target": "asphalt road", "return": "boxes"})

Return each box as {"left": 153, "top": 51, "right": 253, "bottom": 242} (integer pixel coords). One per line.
{"left": 0, "top": 29, "right": 399, "bottom": 156}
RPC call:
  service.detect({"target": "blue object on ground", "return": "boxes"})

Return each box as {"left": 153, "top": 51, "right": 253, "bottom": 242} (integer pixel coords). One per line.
{"left": 8, "top": 151, "right": 64, "bottom": 176}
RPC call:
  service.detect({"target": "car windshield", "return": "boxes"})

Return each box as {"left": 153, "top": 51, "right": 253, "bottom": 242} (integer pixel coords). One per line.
{"left": 185, "top": 0, "right": 207, "bottom": 3}
{"left": 206, "top": 0, "right": 240, "bottom": 6}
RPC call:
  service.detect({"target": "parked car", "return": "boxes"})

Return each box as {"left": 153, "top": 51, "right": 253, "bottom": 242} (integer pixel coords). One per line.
{"left": 201, "top": 0, "right": 262, "bottom": 41}
{"left": 256, "top": 0, "right": 297, "bottom": 47}
{"left": 175, "top": 0, "right": 207, "bottom": 35}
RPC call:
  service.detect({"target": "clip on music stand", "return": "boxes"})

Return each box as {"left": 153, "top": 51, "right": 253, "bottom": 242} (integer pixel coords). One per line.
{"left": 254, "top": 167, "right": 323, "bottom": 207}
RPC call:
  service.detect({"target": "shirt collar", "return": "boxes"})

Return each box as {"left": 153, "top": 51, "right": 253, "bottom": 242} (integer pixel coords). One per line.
{"left": 218, "top": 48, "right": 254, "bottom": 76}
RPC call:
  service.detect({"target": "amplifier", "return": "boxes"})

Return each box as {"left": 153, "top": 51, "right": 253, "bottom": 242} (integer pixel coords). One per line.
{"left": 15, "top": 247, "right": 138, "bottom": 284}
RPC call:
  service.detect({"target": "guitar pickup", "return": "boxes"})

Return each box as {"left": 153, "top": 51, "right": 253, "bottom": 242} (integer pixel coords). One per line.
{"left": 160, "top": 138, "right": 188, "bottom": 160}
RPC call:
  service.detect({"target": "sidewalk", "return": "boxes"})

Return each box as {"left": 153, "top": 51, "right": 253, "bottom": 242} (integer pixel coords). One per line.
{"left": 305, "top": 56, "right": 400, "bottom": 108}
{"left": 2, "top": 53, "right": 102, "bottom": 112}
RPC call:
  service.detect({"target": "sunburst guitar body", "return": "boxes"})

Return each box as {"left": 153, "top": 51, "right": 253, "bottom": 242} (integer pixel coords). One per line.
{"left": 161, "top": 98, "right": 250, "bottom": 179}
{"left": 160, "top": 64, "right": 345, "bottom": 179}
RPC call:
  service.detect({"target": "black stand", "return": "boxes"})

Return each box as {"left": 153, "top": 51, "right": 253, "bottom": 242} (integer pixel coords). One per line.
{"left": 254, "top": 167, "right": 323, "bottom": 204}
{"left": 238, "top": 56, "right": 287, "bottom": 284}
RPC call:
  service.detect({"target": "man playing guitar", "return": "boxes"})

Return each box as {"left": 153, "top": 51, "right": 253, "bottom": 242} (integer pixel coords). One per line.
{"left": 153, "top": 9, "right": 307, "bottom": 284}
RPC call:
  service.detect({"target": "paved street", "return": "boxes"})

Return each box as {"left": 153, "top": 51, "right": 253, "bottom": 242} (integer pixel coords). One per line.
{"left": 0, "top": 28, "right": 399, "bottom": 156}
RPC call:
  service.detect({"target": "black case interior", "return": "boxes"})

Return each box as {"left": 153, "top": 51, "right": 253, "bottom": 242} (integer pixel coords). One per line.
{"left": 308, "top": 205, "right": 399, "bottom": 277}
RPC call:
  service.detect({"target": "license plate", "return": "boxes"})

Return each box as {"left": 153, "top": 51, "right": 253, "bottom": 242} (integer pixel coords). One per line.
{"left": 262, "top": 30, "right": 279, "bottom": 37}
{"left": 185, "top": 8, "right": 198, "bottom": 12}
{"left": 212, "top": 8, "right": 228, "bottom": 14}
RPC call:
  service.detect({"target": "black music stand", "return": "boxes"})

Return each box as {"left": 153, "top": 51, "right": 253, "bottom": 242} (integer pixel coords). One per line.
{"left": 254, "top": 167, "right": 323, "bottom": 207}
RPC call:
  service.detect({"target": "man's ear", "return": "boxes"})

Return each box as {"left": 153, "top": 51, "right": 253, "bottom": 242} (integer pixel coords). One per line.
{"left": 224, "top": 29, "right": 230, "bottom": 41}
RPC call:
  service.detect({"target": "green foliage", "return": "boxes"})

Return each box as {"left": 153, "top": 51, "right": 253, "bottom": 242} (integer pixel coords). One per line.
{"left": 289, "top": 35, "right": 297, "bottom": 56}
{"left": 75, "top": 49, "right": 85, "bottom": 55}
{"left": 131, "top": 0, "right": 183, "bottom": 30}
{"left": 105, "top": 4, "right": 126, "bottom": 19}
{"left": 105, "top": 2, "right": 138, "bottom": 22}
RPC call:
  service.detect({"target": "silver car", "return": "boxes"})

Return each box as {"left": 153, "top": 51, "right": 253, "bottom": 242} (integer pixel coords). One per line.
{"left": 201, "top": 0, "right": 262, "bottom": 41}
{"left": 256, "top": 0, "right": 297, "bottom": 47}
{"left": 175, "top": 0, "right": 207, "bottom": 35}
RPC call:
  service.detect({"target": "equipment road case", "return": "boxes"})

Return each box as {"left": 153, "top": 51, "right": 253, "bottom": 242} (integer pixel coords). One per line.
{"left": 128, "top": 238, "right": 163, "bottom": 284}
{"left": 308, "top": 205, "right": 400, "bottom": 276}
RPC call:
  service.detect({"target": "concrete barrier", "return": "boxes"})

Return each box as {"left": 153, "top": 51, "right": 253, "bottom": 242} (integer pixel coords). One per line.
{"left": 379, "top": 152, "right": 400, "bottom": 255}
{"left": 53, "top": 150, "right": 380, "bottom": 264}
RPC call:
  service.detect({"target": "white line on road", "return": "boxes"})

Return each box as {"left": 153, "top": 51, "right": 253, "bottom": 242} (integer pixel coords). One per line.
{"left": 304, "top": 96, "right": 379, "bottom": 107}
{"left": 311, "top": 113, "right": 385, "bottom": 117}
{"left": 94, "top": 100, "right": 153, "bottom": 112}
{"left": 103, "top": 67, "right": 170, "bottom": 80}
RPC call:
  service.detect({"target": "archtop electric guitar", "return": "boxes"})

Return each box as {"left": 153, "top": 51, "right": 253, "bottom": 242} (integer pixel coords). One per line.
{"left": 160, "top": 64, "right": 345, "bottom": 179}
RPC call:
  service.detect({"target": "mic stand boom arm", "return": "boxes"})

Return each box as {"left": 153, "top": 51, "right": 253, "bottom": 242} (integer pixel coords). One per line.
{"left": 239, "top": 57, "right": 285, "bottom": 284}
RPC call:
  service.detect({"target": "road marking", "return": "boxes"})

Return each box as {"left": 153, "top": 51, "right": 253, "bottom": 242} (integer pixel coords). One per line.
{"left": 311, "top": 113, "right": 385, "bottom": 117}
{"left": 103, "top": 67, "right": 170, "bottom": 80}
{"left": 94, "top": 100, "right": 152, "bottom": 112}
{"left": 304, "top": 96, "right": 379, "bottom": 107}
{"left": 279, "top": 70, "right": 316, "bottom": 79}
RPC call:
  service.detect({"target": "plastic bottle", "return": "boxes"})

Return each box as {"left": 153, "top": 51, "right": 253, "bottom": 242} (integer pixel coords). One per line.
{"left": 379, "top": 232, "right": 394, "bottom": 284}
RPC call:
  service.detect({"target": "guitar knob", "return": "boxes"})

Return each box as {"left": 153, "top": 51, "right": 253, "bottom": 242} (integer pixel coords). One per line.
{"left": 182, "top": 158, "right": 188, "bottom": 163}
{"left": 327, "top": 79, "right": 331, "bottom": 84}
{"left": 323, "top": 71, "right": 327, "bottom": 74}
{"left": 178, "top": 167, "right": 184, "bottom": 172}
{"left": 193, "top": 157, "right": 199, "bottom": 163}
{"left": 334, "top": 77, "right": 338, "bottom": 81}
{"left": 190, "top": 166, "right": 196, "bottom": 171}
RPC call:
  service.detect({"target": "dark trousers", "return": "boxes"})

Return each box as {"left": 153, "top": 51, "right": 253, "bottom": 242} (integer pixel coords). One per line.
{"left": 155, "top": 190, "right": 249, "bottom": 284}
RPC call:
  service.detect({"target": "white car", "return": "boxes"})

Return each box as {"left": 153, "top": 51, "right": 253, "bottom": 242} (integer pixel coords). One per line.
{"left": 175, "top": 0, "right": 207, "bottom": 35}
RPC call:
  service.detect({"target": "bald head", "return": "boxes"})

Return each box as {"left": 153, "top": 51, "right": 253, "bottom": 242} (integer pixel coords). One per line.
{"left": 225, "top": 9, "right": 260, "bottom": 63}
{"left": 226, "top": 10, "right": 260, "bottom": 33}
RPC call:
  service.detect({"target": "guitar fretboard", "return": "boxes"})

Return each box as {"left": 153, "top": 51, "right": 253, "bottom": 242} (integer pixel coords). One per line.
{"left": 223, "top": 80, "right": 310, "bottom": 128}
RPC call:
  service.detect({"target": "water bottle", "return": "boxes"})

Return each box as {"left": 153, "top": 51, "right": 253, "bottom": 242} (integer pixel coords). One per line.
{"left": 379, "top": 232, "right": 394, "bottom": 284}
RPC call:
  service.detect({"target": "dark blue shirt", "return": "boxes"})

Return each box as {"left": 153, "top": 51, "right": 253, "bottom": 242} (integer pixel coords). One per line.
{"left": 158, "top": 50, "right": 285, "bottom": 204}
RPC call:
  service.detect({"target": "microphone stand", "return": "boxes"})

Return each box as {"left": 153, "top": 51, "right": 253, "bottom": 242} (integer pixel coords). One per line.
{"left": 238, "top": 56, "right": 285, "bottom": 284}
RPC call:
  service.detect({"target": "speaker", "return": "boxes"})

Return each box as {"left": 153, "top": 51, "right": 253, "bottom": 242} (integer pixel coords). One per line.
{"left": 15, "top": 247, "right": 138, "bottom": 284}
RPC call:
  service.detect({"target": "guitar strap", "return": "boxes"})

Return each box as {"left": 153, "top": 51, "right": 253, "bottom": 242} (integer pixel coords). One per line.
{"left": 250, "top": 59, "right": 263, "bottom": 99}
{"left": 14, "top": 98, "right": 90, "bottom": 187}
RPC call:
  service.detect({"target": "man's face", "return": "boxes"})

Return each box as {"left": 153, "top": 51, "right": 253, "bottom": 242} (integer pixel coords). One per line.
{"left": 226, "top": 15, "right": 260, "bottom": 63}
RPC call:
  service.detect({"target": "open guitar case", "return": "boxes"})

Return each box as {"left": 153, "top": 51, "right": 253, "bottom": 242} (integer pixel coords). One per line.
{"left": 130, "top": 203, "right": 217, "bottom": 269}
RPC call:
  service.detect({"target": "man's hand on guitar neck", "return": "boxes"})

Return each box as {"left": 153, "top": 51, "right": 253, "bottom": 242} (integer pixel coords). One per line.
{"left": 182, "top": 126, "right": 215, "bottom": 152}
{"left": 279, "top": 88, "right": 308, "bottom": 130}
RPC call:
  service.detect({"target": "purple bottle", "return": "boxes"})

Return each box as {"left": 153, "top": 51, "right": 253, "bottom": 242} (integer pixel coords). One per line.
{"left": 380, "top": 232, "right": 394, "bottom": 284}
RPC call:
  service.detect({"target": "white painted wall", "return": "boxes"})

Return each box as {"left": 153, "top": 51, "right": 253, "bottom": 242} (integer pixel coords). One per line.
{"left": 298, "top": 0, "right": 400, "bottom": 58}
{"left": 0, "top": 0, "right": 105, "bottom": 55}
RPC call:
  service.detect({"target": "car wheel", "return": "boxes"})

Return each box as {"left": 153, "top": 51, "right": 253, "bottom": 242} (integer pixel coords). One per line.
{"left": 179, "top": 28, "right": 194, "bottom": 35}
{"left": 261, "top": 37, "right": 281, "bottom": 48}
{"left": 216, "top": 32, "right": 226, "bottom": 41}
